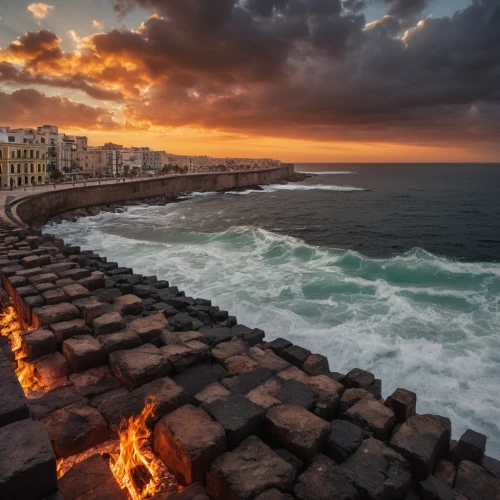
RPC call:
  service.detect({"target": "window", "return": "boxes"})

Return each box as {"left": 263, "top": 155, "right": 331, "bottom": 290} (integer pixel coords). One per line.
{"left": 23, "top": 150, "right": 27, "bottom": 158}
{"left": 17, "top": 164, "right": 20, "bottom": 173}
{"left": 30, "top": 150, "right": 34, "bottom": 158}
{"left": 24, "top": 164, "right": 28, "bottom": 173}
{"left": 30, "top": 164, "right": 34, "bottom": 173}
{"left": 36, "top": 150, "right": 40, "bottom": 159}
{"left": 8, "top": 136, "right": 15, "bottom": 142}
{"left": 17, "top": 150, "right": 21, "bottom": 159}
{"left": 0, "top": 150, "right": 2, "bottom": 159}
{"left": 11, "top": 150, "right": 15, "bottom": 158}
{"left": 37, "top": 164, "right": 40, "bottom": 172}
{"left": 41, "top": 138, "right": 45, "bottom": 144}
{"left": 10, "top": 164, "right": 14, "bottom": 174}
{"left": 42, "top": 165, "right": 45, "bottom": 172}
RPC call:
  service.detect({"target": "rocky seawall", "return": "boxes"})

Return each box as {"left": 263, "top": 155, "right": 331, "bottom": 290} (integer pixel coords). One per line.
{"left": 0, "top": 174, "right": 499, "bottom": 500}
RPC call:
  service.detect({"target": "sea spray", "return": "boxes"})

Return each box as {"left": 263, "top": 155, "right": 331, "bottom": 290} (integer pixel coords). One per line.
{"left": 47, "top": 208, "right": 500, "bottom": 458}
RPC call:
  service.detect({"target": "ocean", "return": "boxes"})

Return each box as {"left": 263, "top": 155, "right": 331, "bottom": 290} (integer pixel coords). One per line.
{"left": 46, "top": 163, "right": 500, "bottom": 458}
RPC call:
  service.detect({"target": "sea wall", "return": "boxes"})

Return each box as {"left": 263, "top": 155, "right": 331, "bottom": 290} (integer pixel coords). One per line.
{"left": 10, "top": 165, "right": 294, "bottom": 225}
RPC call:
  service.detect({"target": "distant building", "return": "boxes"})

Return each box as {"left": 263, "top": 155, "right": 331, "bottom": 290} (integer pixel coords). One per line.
{"left": 0, "top": 143, "right": 47, "bottom": 187}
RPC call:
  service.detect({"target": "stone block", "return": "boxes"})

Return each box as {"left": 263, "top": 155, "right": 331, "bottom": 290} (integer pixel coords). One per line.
{"left": 340, "top": 387, "right": 376, "bottom": 413}
{"left": 199, "top": 326, "right": 232, "bottom": 346}
{"left": 21, "top": 328, "right": 56, "bottom": 360}
{"left": 204, "top": 394, "right": 264, "bottom": 449}
{"left": 275, "top": 365, "right": 310, "bottom": 385}
{"left": 160, "top": 343, "right": 209, "bottom": 373}
{"left": 78, "top": 273, "right": 106, "bottom": 290}
{"left": 16, "top": 285, "right": 39, "bottom": 298}
{"left": 482, "top": 455, "right": 500, "bottom": 480}
{"left": 248, "top": 346, "right": 291, "bottom": 372}
{"left": 33, "top": 302, "right": 80, "bottom": 327}
{"left": 454, "top": 460, "right": 500, "bottom": 500}
{"left": 129, "top": 312, "right": 168, "bottom": 342}
{"left": 294, "top": 454, "right": 361, "bottom": 500}
{"left": 280, "top": 345, "right": 311, "bottom": 368}
{"left": 194, "top": 382, "right": 231, "bottom": 406}
{"left": 61, "top": 284, "right": 90, "bottom": 301}
{"left": 342, "top": 398, "right": 395, "bottom": 441}
{"left": 42, "top": 288, "right": 69, "bottom": 305}
{"left": 206, "top": 436, "right": 296, "bottom": 500}
{"left": 246, "top": 376, "right": 284, "bottom": 410}
{"left": 55, "top": 278, "right": 76, "bottom": 287}
{"left": 342, "top": 368, "right": 376, "bottom": 390}
{"left": 91, "top": 287, "right": 122, "bottom": 303}
{"left": 173, "top": 363, "right": 229, "bottom": 396}
{"left": 72, "top": 296, "right": 112, "bottom": 325}
{"left": 367, "top": 378, "right": 382, "bottom": 399}
{"left": 225, "top": 354, "right": 259, "bottom": 375}
{"left": 24, "top": 294, "right": 45, "bottom": 309}
{"left": 0, "top": 351, "right": 30, "bottom": 427}
{"left": 113, "top": 293, "right": 144, "bottom": 315}
{"left": 324, "top": 420, "right": 367, "bottom": 463}
{"left": 0, "top": 419, "right": 57, "bottom": 500}
{"left": 58, "top": 453, "right": 128, "bottom": 500}
{"left": 98, "top": 328, "right": 143, "bottom": 354}
{"left": 302, "top": 354, "right": 330, "bottom": 376}
{"left": 274, "top": 448, "right": 304, "bottom": 475}
{"left": 212, "top": 337, "right": 249, "bottom": 365}
{"left": 433, "top": 458, "right": 456, "bottom": 487}
{"left": 385, "top": 388, "right": 417, "bottom": 423}
{"left": 109, "top": 343, "right": 172, "bottom": 390}
{"left": 69, "top": 365, "right": 121, "bottom": 398}
{"left": 454, "top": 429, "right": 487, "bottom": 465}
{"left": 308, "top": 374, "right": 344, "bottom": 420}
{"left": 265, "top": 403, "right": 331, "bottom": 461}
{"left": 275, "top": 379, "right": 316, "bottom": 410}
{"left": 388, "top": 414, "right": 452, "bottom": 480}
{"left": 341, "top": 438, "right": 411, "bottom": 500}
{"left": 29, "top": 273, "right": 59, "bottom": 285}
{"left": 62, "top": 335, "right": 107, "bottom": 373}
{"left": 177, "top": 331, "right": 205, "bottom": 343}
{"left": 93, "top": 311, "right": 126, "bottom": 335}
{"left": 159, "top": 482, "right": 210, "bottom": 500}
{"left": 418, "top": 475, "right": 466, "bottom": 500}
{"left": 59, "top": 268, "right": 91, "bottom": 281}
{"left": 154, "top": 404, "right": 227, "bottom": 485}
{"left": 50, "top": 319, "right": 92, "bottom": 343}
{"left": 42, "top": 402, "right": 109, "bottom": 458}
{"left": 221, "top": 366, "right": 274, "bottom": 394}
{"left": 255, "top": 489, "right": 294, "bottom": 500}
{"left": 34, "top": 352, "right": 72, "bottom": 387}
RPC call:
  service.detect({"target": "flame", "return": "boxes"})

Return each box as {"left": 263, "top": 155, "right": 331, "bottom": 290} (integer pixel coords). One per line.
{"left": 0, "top": 306, "right": 41, "bottom": 395}
{"left": 109, "top": 399, "right": 165, "bottom": 500}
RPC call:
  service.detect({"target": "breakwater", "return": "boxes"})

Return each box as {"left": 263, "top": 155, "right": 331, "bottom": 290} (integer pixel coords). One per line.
{"left": 0, "top": 170, "right": 499, "bottom": 500}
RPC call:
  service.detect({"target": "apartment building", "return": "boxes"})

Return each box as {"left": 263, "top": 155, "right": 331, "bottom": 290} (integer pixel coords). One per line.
{"left": 0, "top": 143, "right": 47, "bottom": 187}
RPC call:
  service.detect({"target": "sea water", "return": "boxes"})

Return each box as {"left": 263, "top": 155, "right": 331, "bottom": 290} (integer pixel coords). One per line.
{"left": 46, "top": 163, "right": 500, "bottom": 458}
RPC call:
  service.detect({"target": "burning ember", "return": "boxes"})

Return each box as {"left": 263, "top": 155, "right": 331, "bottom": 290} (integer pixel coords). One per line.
{"left": 109, "top": 398, "right": 178, "bottom": 500}
{"left": 0, "top": 306, "right": 41, "bottom": 395}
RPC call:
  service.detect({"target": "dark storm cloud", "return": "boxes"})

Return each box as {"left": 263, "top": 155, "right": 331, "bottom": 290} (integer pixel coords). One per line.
{"left": 383, "top": 0, "right": 430, "bottom": 19}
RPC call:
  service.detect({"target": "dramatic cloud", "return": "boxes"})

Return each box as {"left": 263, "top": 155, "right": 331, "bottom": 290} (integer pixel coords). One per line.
{"left": 93, "top": 20, "right": 104, "bottom": 30}
{"left": 26, "top": 3, "right": 54, "bottom": 20}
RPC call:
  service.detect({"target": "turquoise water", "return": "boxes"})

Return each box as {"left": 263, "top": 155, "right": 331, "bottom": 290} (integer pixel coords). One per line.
{"left": 47, "top": 203, "right": 500, "bottom": 458}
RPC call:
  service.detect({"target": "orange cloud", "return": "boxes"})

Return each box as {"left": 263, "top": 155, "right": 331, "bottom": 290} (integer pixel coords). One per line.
{"left": 26, "top": 3, "right": 54, "bottom": 20}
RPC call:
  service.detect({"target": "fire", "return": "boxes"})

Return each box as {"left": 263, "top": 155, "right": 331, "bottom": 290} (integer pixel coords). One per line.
{"left": 0, "top": 306, "right": 41, "bottom": 395}
{"left": 109, "top": 399, "right": 166, "bottom": 500}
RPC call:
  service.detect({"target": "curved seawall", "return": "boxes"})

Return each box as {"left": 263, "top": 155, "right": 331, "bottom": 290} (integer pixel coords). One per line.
{"left": 9, "top": 164, "right": 295, "bottom": 224}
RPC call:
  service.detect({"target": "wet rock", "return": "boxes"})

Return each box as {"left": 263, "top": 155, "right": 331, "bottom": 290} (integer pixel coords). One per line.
{"left": 21, "top": 328, "right": 56, "bottom": 360}
{"left": 324, "top": 420, "right": 367, "bottom": 463}
{"left": 434, "top": 458, "right": 456, "bottom": 487}
{"left": 454, "top": 459, "right": 500, "bottom": 500}
{"left": 206, "top": 435, "right": 295, "bottom": 500}
{"left": 248, "top": 346, "right": 291, "bottom": 373}
{"left": 342, "top": 398, "right": 395, "bottom": 441}
{"left": 58, "top": 453, "right": 128, "bottom": 500}
{"left": 302, "top": 354, "right": 330, "bottom": 376}
{"left": 154, "top": 404, "right": 227, "bottom": 485}
{"left": 173, "top": 363, "right": 229, "bottom": 396}
{"left": 340, "top": 387, "right": 376, "bottom": 414}
{"left": 265, "top": 403, "right": 331, "bottom": 461}
{"left": 341, "top": 437, "right": 411, "bottom": 500}
{"left": 0, "top": 419, "right": 57, "bottom": 500}
{"left": 482, "top": 455, "right": 500, "bottom": 480}
{"left": 98, "top": 328, "right": 142, "bottom": 354}
{"left": 109, "top": 343, "right": 172, "bottom": 390}
{"left": 308, "top": 374, "right": 344, "bottom": 421}
{"left": 62, "top": 335, "right": 107, "bottom": 373}
{"left": 199, "top": 326, "right": 232, "bottom": 346}
{"left": 280, "top": 345, "right": 311, "bottom": 369}
{"left": 69, "top": 365, "right": 121, "bottom": 398}
{"left": 42, "top": 402, "right": 109, "bottom": 458}
{"left": 225, "top": 354, "right": 259, "bottom": 375}
{"left": 161, "top": 343, "right": 210, "bottom": 373}
{"left": 294, "top": 454, "right": 361, "bottom": 500}
{"left": 454, "top": 429, "right": 487, "bottom": 465}
{"left": 385, "top": 388, "right": 417, "bottom": 423}
{"left": 93, "top": 311, "right": 126, "bottom": 336}
{"left": 388, "top": 414, "right": 451, "bottom": 480}
{"left": 418, "top": 475, "right": 466, "bottom": 500}
{"left": 33, "top": 302, "right": 80, "bottom": 327}
{"left": 222, "top": 366, "right": 274, "bottom": 394}
{"left": 50, "top": 319, "right": 92, "bottom": 344}
{"left": 342, "top": 368, "right": 375, "bottom": 390}
{"left": 231, "top": 325, "right": 265, "bottom": 346}
{"left": 275, "top": 379, "right": 316, "bottom": 410}
{"left": 113, "top": 294, "right": 144, "bottom": 315}
{"left": 367, "top": 379, "right": 382, "bottom": 399}
{"left": 204, "top": 394, "right": 264, "bottom": 449}
{"left": 129, "top": 312, "right": 168, "bottom": 343}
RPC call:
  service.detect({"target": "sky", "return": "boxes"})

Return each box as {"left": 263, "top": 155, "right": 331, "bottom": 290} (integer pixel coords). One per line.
{"left": 0, "top": 0, "right": 498, "bottom": 162}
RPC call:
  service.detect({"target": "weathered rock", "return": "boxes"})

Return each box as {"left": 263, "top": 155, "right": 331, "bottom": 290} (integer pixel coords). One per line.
{"left": 29, "top": 272, "right": 59, "bottom": 285}
{"left": 58, "top": 453, "right": 128, "bottom": 500}
{"left": 482, "top": 455, "right": 500, "bottom": 480}
{"left": 254, "top": 489, "right": 294, "bottom": 500}
{"left": 0, "top": 351, "right": 30, "bottom": 427}
{"left": 367, "top": 379, "right": 382, "bottom": 399}
{"left": 50, "top": 319, "right": 92, "bottom": 343}
{"left": 152, "top": 482, "right": 209, "bottom": 500}
{"left": 388, "top": 414, "right": 452, "bottom": 480}
{"left": 433, "top": 458, "right": 456, "bottom": 487}
{"left": 340, "top": 387, "right": 376, "bottom": 414}
{"left": 154, "top": 404, "right": 227, "bottom": 485}
{"left": 246, "top": 376, "right": 284, "bottom": 410}
{"left": 302, "top": 354, "right": 330, "bottom": 376}
{"left": 61, "top": 284, "right": 90, "bottom": 302}
{"left": 248, "top": 346, "right": 291, "bottom": 373}
{"left": 308, "top": 374, "right": 344, "bottom": 420}
{"left": 29, "top": 385, "right": 87, "bottom": 419}
{"left": 195, "top": 382, "right": 231, "bottom": 406}
{"left": 324, "top": 420, "right": 367, "bottom": 463}
{"left": 69, "top": 365, "right": 121, "bottom": 398}
{"left": 265, "top": 403, "right": 331, "bottom": 461}
{"left": 212, "top": 337, "right": 249, "bottom": 365}
{"left": 98, "top": 328, "right": 143, "bottom": 354}
{"left": 91, "top": 287, "right": 122, "bottom": 304}
{"left": 173, "top": 363, "right": 229, "bottom": 396}
{"left": 199, "top": 326, "right": 232, "bottom": 346}
{"left": 385, "top": 388, "right": 417, "bottom": 423}
{"left": 34, "top": 282, "right": 56, "bottom": 293}
{"left": 454, "top": 429, "right": 487, "bottom": 465}
{"left": 274, "top": 448, "right": 304, "bottom": 475}
{"left": 160, "top": 343, "right": 210, "bottom": 373}
{"left": 206, "top": 435, "right": 296, "bottom": 500}
{"left": 177, "top": 331, "right": 205, "bottom": 343}
{"left": 113, "top": 294, "right": 144, "bottom": 315}
{"left": 0, "top": 419, "right": 57, "bottom": 500}
{"left": 204, "top": 394, "right": 264, "bottom": 449}
{"left": 418, "top": 475, "right": 466, "bottom": 500}
{"left": 129, "top": 313, "right": 168, "bottom": 342}
{"left": 454, "top": 460, "right": 500, "bottom": 500}
{"left": 73, "top": 296, "right": 112, "bottom": 326}
{"left": 225, "top": 354, "right": 259, "bottom": 375}
{"left": 42, "top": 402, "right": 109, "bottom": 458}
{"left": 294, "top": 454, "right": 361, "bottom": 500}
{"left": 280, "top": 345, "right": 311, "bottom": 369}
{"left": 221, "top": 366, "right": 274, "bottom": 394}
{"left": 59, "top": 268, "right": 91, "bottom": 281}
{"left": 275, "top": 365, "right": 310, "bottom": 386}
{"left": 109, "top": 343, "right": 172, "bottom": 390}
{"left": 342, "top": 368, "right": 375, "bottom": 390}
{"left": 62, "top": 335, "right": 107, "bottom": 373}
{"left": 78, "top": 273, "right": 106, "bottom": 291}
{"left": 93, "top": 311, "right": 126, "bottom": 336}
{"left": 21, "top": 328, "right": 56, "bottom": 360}
{"left": 42, "top": 288, "right": 69, "bottom": 305}
{"left": 342, "top": 398, "right": 395, "bottom": 441}
{"left": 34, "top": 352, "right": 72, "bottom": 386}
{"left": 275, "top": 379, "right": 316, "bottom": 410}
{"left": 24, "top": 294, "right": 46, "bottom": 309}
{"left": 33, "top": 302, "right": 80, "bottom": 327}
{"left": 261, "top": 337, "right": 292, "bottom": 356}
